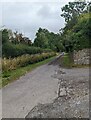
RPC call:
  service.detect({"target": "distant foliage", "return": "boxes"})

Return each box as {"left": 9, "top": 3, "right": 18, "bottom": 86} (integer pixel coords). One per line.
{"left": 33, "top": 28, "right": 64, "bottom": 52}
{"left": 2, "top": 29, "right": 9, "bottom": 44}
{"left": 3, "top": 43, "right": 39, "bottom": 58}
{"left": 2, "top": 43, "right": 53, "bottom": 58}
{"left": 1, "top": 29, "right": 52, "bottom": 58}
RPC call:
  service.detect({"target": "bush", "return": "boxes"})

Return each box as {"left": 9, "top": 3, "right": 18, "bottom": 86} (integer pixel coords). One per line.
{"left": 2, "top": 43, "right": 53, "bottom": 58}
{"left": 2, "top": 43, "right": 17, "bottom": 58}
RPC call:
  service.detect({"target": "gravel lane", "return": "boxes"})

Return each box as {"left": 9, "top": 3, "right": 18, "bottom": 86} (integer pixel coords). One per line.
{"left": 1, "top": 61, "right": 89, "bottom": 118}
{"left": 2, "top": 64, "right": 59, "bottom": 118}
{"left": 26, "top": 67, "right": 89, "bottom": 118}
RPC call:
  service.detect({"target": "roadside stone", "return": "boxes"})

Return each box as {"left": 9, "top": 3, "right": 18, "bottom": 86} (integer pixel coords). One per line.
{"left": 58, "top": 88, "right": 67, "bottom": 97}
{"left": 74, "top": 48, "right": 90, "bottom": 65}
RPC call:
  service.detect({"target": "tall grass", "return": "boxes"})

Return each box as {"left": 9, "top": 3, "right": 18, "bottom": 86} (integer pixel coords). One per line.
{"left": 60, "top": 53, "right": 74, "bottom": 68}
{"left": 2, "top": 52, "right": 56, "bottom": 72}
{"left": 2, "top": 56, "right": 56, "bottom": 87}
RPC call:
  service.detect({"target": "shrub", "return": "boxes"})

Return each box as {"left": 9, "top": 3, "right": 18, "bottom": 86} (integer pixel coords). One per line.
{"left": 2, "top": 42, "right": 53, "bottom": 58}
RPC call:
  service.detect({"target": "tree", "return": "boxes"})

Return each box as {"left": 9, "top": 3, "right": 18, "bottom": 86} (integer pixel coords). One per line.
{"left": 2, "top": 29, "right": 9, "bottom": 44}
{"left": 34, "top": 28, "right": 49, "bottom": 48}
{"left": 61, "top": 1, "right": 87, "bottom": 23}
{"left": 34, "top": 28, "right": 64, "bottom": 52}
{"left": 48, "top": 32, "right": 64, "bottom": 52}
{"left": 61, "top": 13, "right": 90, "bottom": 52}
{"left": 87, "top": 2, "right": 91, "bottom": 12}
{"left": 60, "top": 1, "right": 91, "bottom": 53}
{"left": 13, "top": 31, "right": 24, "bottom": 44}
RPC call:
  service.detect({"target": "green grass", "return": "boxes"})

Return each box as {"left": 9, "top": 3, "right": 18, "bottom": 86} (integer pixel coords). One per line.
{"left": 60, "top": 54, "right": 73, "bottom": 68}
{"left": 1, "top": 56, "right": 56, "bottom": 88}
{"left": 60, "top": 53, "right": 90, "bottom": 68}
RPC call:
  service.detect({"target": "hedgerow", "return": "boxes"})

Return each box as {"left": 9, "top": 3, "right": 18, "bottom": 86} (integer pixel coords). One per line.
{"left": 2, "top": 43, "right": 52, "bottom": 58}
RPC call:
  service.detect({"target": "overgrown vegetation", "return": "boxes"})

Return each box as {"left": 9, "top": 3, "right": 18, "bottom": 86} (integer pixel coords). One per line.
{"left": 60, "top": 1, "right": 91, "bottom": 52}
{"left": 1, "top": 56, "right": 55, "bottom": 87}
{"left": 3, "top": 42, "right": 52, "bottom": 58}
{"left": 60, "top": 53, "right": 89, "bottom": 68}
{"left": 2, "top": 52, "right": 56, "bottom": 72}
{"left": 59, "top": 54, "right": 73, "bottom": 68}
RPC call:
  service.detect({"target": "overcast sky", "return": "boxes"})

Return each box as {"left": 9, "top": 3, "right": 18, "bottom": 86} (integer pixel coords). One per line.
{"left": 1, "top": 0, "right": 74, "bottom": 41}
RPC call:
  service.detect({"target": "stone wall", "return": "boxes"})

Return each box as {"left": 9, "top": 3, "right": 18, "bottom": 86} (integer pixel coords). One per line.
{"left": 73, "top": 49, "right": 90, "bottom": 65}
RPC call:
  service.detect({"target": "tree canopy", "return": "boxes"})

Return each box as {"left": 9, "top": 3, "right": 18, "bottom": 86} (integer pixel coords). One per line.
{"left": 33, "top": 28, "right": 64, "bottom": 52}
{"left": 61, "top": 1, "right": 89, "bottom": 23}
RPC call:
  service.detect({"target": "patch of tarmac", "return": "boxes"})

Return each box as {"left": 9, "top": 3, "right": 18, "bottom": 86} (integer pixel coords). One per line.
{"left": 26, "top": 67, "right": 89, "bottom": 118}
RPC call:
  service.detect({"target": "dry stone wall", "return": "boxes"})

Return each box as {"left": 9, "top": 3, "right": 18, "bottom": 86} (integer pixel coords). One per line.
{"left": 73, "top": 49, "right": 90, "bottom": 65}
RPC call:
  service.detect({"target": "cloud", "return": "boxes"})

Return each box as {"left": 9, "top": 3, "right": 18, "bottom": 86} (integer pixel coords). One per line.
{"left": 38, "top": 5, "right": 53, "bottom": 19}
{"left": 1, "top": 0, "right": 74, "bottom": 41}
{"left": 1, "top": 0, "right": 74, "bottom": 3}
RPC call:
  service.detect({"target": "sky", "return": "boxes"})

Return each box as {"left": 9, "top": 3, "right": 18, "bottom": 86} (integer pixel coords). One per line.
{"left": 1, "top": 0, "right": 74, "bottom": 41}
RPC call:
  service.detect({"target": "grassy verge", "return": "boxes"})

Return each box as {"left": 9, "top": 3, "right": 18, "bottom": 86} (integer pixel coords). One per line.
{"left": 60, "top": 53, "right": 73, "bottom": 68}
{"left": 1, "top": 56, "right": 56, "bottom": 88}
{"left": 60, "top": 53, "right": 90, "bottom": 68}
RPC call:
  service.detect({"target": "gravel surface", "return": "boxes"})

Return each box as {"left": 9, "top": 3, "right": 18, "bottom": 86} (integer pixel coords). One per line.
{"left": 1, "top": 55, "right": 89, "bottom": 118}
{"left": 26, "top": 67, "right": 89, "bottom": 118}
